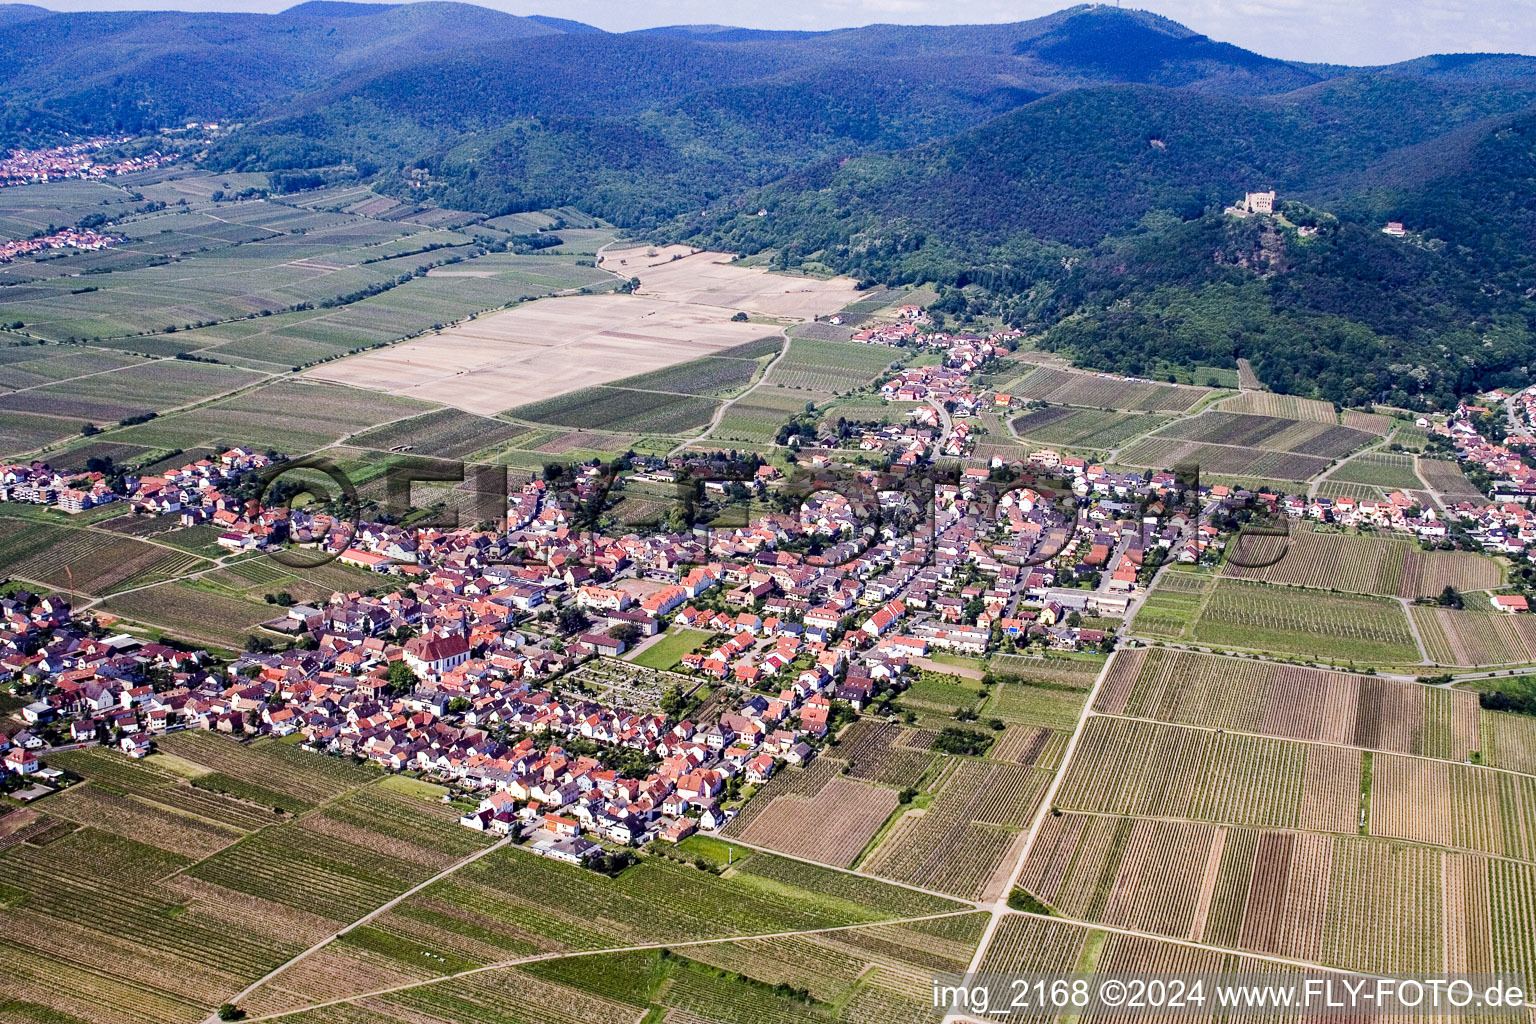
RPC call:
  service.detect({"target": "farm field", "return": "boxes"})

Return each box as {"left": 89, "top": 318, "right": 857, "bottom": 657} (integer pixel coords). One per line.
{"left": 1007, "top": 365, "right": 1209, "bottom": 412}
{"left": 1223, "top": 527, "right": 1504, "bottom": 598}
{"left": 988, "top": 652, "right": 1102, "bottom": 688}
{"left": 346, "top": 407, "right": 521, "bottom": 459}
{"left": 715, "top": 386, "right": 815, "bottom": 444}
{"left": 1016, "top": 812, "right": 1534, "bottom": 978}
{"left": 1007, "top": 406, "right": 1167, "bottom": 450}
{"left": 107, "top": 379, "right": 435, "bottom": 454}
{"left": 98, "top": 580, "right": 280, "bottom": 648}
{"left": 1314, "top": 478, "right": 1385, "bottom": 500}
{"left": 505, "top": 385, "right": 720, "bottom": 434}
{"left": 1060, "top": 715, "right": 1536, "bottom": 862}
{"left": 0, "top": 359, "right": 265, "bottom": 427}
{"left": 0, "top": 518, "right": 212, "bottom": 596}
{"left": 1413, "top": 605, "right": 1536, "bottom": 667}
{"left": 838, "top": 720, "right": 939, "bottom": 789}
{"left": 1099, "top": 647, "right": 1501, "bottom": 765}
{"left": 307, "top": 291, "right": 771, "bottom": 416}
{"left": 1188, "top": 577, "right": 1421, "bottom": 664}
{"left": 1326, "top": 451, "right": 1423, "bottom": 489}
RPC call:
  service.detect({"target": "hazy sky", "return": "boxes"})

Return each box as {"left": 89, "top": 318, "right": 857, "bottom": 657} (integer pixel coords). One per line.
{"left": 24, "top": 0, "right": 1536, "bottom": 65}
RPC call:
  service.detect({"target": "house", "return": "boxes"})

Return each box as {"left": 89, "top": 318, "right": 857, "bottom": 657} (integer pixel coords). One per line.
{"left": 1492, "top": 594, "right": 1529, "bottom": 613}
{"left": 119, "top": 734, "right": 151, "bottom": 759}
{"left": 3, "top": 748, "right": 39, "bottom": 774}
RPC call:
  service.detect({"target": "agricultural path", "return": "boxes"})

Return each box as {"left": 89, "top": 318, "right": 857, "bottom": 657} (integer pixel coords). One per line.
{"left": 234, "top": 908, "right": 984, "bottom": 1024}
{"left": 205, "top": 834, "right": 514, "bottom": 1024}
{"left": 943, "top": 641, "right": 1415, "bottom": 1024}
{"left": 671, "top": 331, "right": 795, "bottom": 456}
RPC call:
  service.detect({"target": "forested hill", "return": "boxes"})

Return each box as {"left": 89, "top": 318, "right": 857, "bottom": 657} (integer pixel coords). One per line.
{"left": 3, "top": 0, "right": 1535, "bottom": 407}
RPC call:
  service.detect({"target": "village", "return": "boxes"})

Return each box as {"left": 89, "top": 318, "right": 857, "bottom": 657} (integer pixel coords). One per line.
{"left": 0, "top": 138, "right": 180, "bottom": 188}
{"left": 7, "top": 295, "right": 1536, "bottom": 873}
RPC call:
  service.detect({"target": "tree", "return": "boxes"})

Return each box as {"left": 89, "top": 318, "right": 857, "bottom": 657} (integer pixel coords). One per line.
{"left": 447, "top": 696, "right": 471, "bottom": 713}
{"left": 387, "top": 660, "right": 418, "bottom": 693}
{"left": 217, "top": 1005, "right": 244, "bottom": 1022}
{"left": 609, "top": 623, "right": 640, "bottom": 644}
{"left": 1437, "top": 585, "right": 1464, "bottom": 609}
{"left": 557, "top": 606, "right": 591, "bottom": 635}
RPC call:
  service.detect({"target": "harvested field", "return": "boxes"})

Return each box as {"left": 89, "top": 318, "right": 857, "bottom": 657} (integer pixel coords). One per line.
{"left": 1224, "top": 527, "right": 1503, "bottom": 597}
{"left": 308, "top": 292, "right": 773, "bottom": 415}
{"left": 1413, "top": 606, "right": 1536, "bottom": 667}
{"left": 1009, "top": 365, "right": 1208, "bottom": 412}
{"left": 738, "top": 777, "right": 899, "bottom": 868}
{"left": 600, "top": 246, "right": 860, "bottom": 318}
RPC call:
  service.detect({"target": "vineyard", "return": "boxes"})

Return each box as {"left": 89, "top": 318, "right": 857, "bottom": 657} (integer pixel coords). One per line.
{"left": 986, "top": 680, "right": 1088, "bottom": 730}
{"left": 1413, "top": 606, "right": 1536, "bottom": 667}
{"left": 1009, "top": 365, "right": 1207, "bottom": 412}
{"left": 765, "top": 339, "right": 895, "bottom": 394}
{"left": 838, "top": 720, "right": 937, "bottom": 789}
{"left": 1189, "top": 578, "right": 1421, "bottom": 663}
{"left": 738, "top": 776, "right": 899, "bottom": 868}
{"left": 1418, "top": 458, "right": 1484, "bottom": 502}
{"left": 988, "top": 652, "right": 1101, "bottom": 688}
{"left": 1223, "top": 527, "right": 1503, "bottom": 598}
{"left": 1116, "top": 436, "right": 1329, "bottom": 481}
{"left": 244, "top": 842, "right": 970, "bottom": 1013}
{"left": 722, "top": 756, "right": 846, "bottom": 837}
{"left": 1157, "top": 411, "right": 1373, "bottom": 459}
{"left": 1056, "top": 718, "right": 1360, "bottom": 833}
{"left": 1097, "top": 648, "right": 1486, "bottom": 765}
{"left": 1327, "top": 451, "right": 1423, "bottom": 490}
{"left": 1130, "top": 569, "right": 1211, "bottom": 639}
{"left": 861, "top": 760, "right": 1048, "bottom": 898}
{"left": 1219, "top": 391, "right": 1338, "bottom": 423}
{"left": 1007, "top": 406, "right": 1167, "bottom": 449}
{"left": 1016, "top": 813, "right": 1527, "bottom": 977}
{"left": 0, "top": 518, "right": 211, "bottom": 596}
